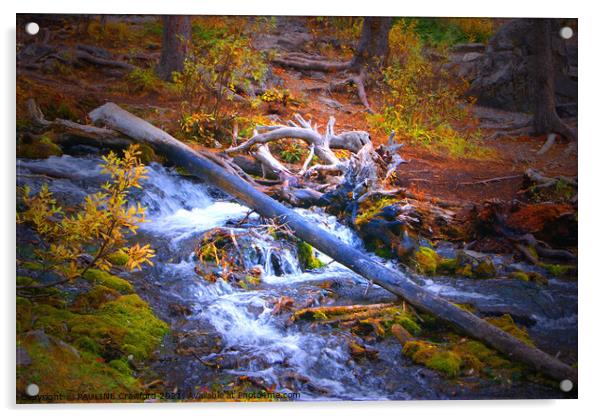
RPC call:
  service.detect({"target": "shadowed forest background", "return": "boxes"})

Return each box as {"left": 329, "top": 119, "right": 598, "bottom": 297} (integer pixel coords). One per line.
{"left": 16, "top": 15, "right": 577, "bottom": 402}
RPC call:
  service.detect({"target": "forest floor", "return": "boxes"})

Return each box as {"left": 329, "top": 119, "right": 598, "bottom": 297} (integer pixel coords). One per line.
{"left": 16, "top": 17, "right": 578, "bottom": 208}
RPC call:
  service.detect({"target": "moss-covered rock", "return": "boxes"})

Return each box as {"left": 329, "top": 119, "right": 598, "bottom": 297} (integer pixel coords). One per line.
{"left": 509, "top": 270, "right": 548, "bottom": 285}
{"left": 297, "top": 241, "right": 325, "bottom": 270}
{"left": 403, "top": 340, "right": 462, "bottom": 377}
{"left": 456, "top": 263, "right": 473, "bottom": 278}
{"left": 82, "top": 269, "right": 134, "bottom": 294}
{"left": 474, "top": 258, "right": 496, "bottom": 279}
{"left": 17, "top": 330, "right": 141, "bottom": 401}
{"left": 414, "top": 246, "right": 440, "bottom": 275}
{"left": 71, "top": 285, "right": 121, "bottom": 312}
{"left": 106, "top": 250, "right": 130, "bottom": 267}
{"left": 541, "top": 263, "right": 575, "bottom": 279}
{"left": 17, "top": 135, "right": 63, "bottom": 159}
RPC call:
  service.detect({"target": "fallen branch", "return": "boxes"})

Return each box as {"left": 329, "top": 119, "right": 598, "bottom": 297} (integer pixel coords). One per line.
{"left": 89, "top": 102, "right": 577, "bottom": 385}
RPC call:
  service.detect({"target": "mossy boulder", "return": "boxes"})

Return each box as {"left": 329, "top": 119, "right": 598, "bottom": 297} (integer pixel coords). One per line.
{"left": 414, "top": 246, "right": 440, "bottom": 275}
{"left": 474, "top": 258, "right": 496, "bottom": 279}
{"left": 82, "top": 269, "right": 134, "bottom": 294}
{"left": 17, "top": 135, "right": 63, "bottom": 159}
{"left": 71, "top": 285, "right": 121, "bottom": 312}
{"left": 17, "top": 330, "right": 141, "bottom": 401}
{"left": 106, "top": 250, "right": 130, "bottom": 267}
{"left": 297, "top": 241, "right": 325, "bottom": 270}
{"left": 403, "top": 340, "right": 462, "bottom": 377}
{"left": 68, "top": 294, "right": 168, "bottom": 360}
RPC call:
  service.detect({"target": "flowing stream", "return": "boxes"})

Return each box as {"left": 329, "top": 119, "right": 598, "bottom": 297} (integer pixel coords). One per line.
{"left": 17, "top": 155, "right": 578, "bottom": 400}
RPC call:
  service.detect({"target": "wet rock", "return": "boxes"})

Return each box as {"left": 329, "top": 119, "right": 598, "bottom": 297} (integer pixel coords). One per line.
{"left": 168, "top": 303, "right": 192, "bottom": 318}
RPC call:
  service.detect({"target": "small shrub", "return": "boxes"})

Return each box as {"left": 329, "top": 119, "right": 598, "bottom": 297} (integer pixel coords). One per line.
{"left": 368, "top": 20, "right": 493, "bottom": 159}
{"left": 17, "top": 145, "right": 155, "bottom": 290}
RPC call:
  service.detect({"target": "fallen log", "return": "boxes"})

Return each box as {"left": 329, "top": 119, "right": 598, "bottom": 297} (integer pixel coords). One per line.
{"left": 89, "top": 102, "right": 577, "bottom": 385}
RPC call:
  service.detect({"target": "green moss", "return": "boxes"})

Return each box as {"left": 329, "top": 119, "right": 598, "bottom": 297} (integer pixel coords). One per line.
{"left": 541, "top": 263, "right": 574, "bottom": 278}
{"left": 20, "top": 261, "right": 45, "bottom": 271}
{"left": 456, "top": 263, "right": 473, "bottom": 278}
{"left": 17, "top": 135, "right": 63, "bottom": 159}
{"left": 374, "top": 245, "right": 394, "bottom": 259}
{"left": 55, "top": 102, "right": 78, "bottom": 120}
{"left": 82, "top": 269, "right": 134, "bottom": 294}
{"left": 106, "top": 250, "right": 130, "bottom": 266}
{"left": 17, "top": 297, "right": 33, "bottom": 334}
{"left": 17, "top": 334, "right": 141, "bottom": 401}
{"left": 426, "top": 351, "right": 462, "bottom": 377}
{"left": 74, "top": 336, "right": 102, "bottom": 355}
{"left": 355, "top": 197, "right": 398, "bottom": 226}
{"left": 510, "top": 270, "right": 548, "bottom": 285}
{"left": 486, "top": 314, "right": 534, "bottom": 346}
{"left": 437, "top": 257, "right": 458, "bottom": 274}
{"left": 396, "top": 315, "right": 421, "bottom": 335}
{"left": 108, "top": 358, "right": 132, "bottom": 375}
{"left": 474, "top": 258, "right": 496, "bottom": 279}
{"left": 68, "top": 294, "right": 168, "bottom": 360}
{"left": 72, "top": 285, "right": 121, "bottom": 312}
{"left": 510, "top": 271, "right": 530, "bottom": 282}
{"left": 414, "top": 246, "right": 440, "bottom": 275}
{"left": 297, "top": 241, "right": 326, "bottom": 270}
{"left": 403, "top": 340, "right": 461, "bottom": 377}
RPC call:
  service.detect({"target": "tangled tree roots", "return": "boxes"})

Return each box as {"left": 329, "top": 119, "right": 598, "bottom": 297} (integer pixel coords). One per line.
{"left": 226, "top": 114, "right": 405, "bottom": 206}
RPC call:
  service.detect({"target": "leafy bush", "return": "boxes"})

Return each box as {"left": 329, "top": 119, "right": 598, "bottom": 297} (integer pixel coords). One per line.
{"left": 17, "top": 145, "right": 155, "bottom": 289}
{"left": 126, "top": 67, "right": 163, "bottom": 94}
{"left": 172, "top": 18, "right": 268, "bottom": 144}
{"left": 402, "top": 17, "right": 494, "bottom": 48}
{"left": 368, "top": 20, "right": 491, "bottom": 159}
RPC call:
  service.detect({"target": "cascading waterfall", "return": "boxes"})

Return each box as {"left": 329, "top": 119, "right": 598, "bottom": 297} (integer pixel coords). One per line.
{"left": 17, "top": 155, "right": 577, "bottom": 400}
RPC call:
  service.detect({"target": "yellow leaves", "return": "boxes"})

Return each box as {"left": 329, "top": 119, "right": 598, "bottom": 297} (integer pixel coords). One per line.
{"left": 124, "top": 244, "right": 155, "bottom": 271}
{"left": 18, "top": 145, "right": 155, "bottom": 285}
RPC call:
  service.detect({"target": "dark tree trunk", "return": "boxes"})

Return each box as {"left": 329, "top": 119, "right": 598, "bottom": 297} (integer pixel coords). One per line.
{"left": 532, "top": 18, "right": 576, "bottom": 140}
{"left": 350, "top": 17, "right": 393, "bottom": 72}
{"left": 157, "top": 16, "right": 191, "bottom": 81}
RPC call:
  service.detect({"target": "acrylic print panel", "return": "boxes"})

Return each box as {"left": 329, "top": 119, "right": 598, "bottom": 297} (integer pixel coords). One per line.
{"left": 16, "top": 14, "right": 578, "bottom": 403}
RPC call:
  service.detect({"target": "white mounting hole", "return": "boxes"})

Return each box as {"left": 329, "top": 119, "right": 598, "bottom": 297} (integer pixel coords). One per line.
{"left": 25, "top": 22, "right": 40, "bottom": 36}
{"left": 26, "top": 383, "right": 40, "bottom": 396}
{"left": 559, "top": 379, "right": 574, "bottom": 392}
{"left": 559, "top": 26, "right": 573, "bottom": 40}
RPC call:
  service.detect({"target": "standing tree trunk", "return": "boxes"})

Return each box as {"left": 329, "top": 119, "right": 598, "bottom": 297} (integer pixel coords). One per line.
{"left": 157, "top": 16, "right": 191, "bottom": 81}
{"left": 532, "top": 18, "right": 576, "bottom": 140}
{"left": 349, "top": 17, "right": 393, "bottom": 72}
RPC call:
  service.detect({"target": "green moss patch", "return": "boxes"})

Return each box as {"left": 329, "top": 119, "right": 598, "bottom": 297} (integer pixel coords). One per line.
{"left": 297, "top": 241, "right": 326, "bottom": 270}
{"left": 83, "top": 269, "right": 134, "bottom": 294}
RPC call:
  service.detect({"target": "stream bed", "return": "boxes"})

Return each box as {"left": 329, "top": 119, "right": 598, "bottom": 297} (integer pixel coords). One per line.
{"left": 17, "top": 155, "right": 578, "bottom": 400}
